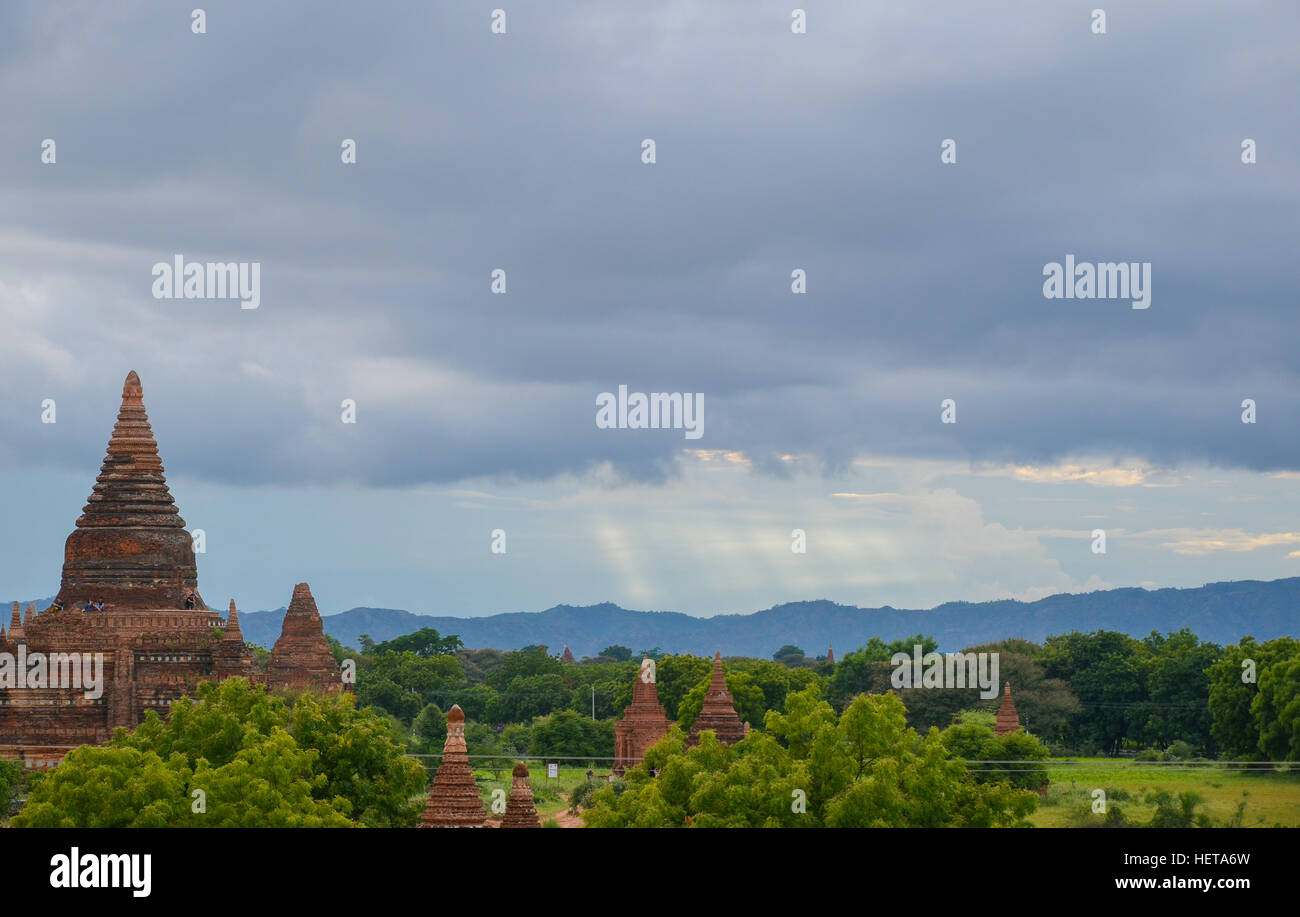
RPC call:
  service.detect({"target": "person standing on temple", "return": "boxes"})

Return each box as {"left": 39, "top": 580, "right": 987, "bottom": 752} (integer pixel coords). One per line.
{"left": 184, "top": 590, "right": 197, "bottom": 609}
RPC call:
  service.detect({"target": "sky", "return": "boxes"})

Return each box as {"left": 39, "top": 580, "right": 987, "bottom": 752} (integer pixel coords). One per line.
{"left": 1, "top": 1, "right": 1297, "bottom": 617}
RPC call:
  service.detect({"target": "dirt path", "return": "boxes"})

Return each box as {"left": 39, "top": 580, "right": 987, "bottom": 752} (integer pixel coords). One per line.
{"left": 550, "top": 804, "right": 583, "bottom": 828}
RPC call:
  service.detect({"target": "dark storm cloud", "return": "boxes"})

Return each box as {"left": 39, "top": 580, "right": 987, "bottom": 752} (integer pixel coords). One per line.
{"left": 1, "top": 0, "right": 1297, "bottom": 487}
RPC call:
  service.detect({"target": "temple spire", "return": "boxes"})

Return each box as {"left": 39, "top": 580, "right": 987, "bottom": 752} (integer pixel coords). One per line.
{"left": 613, "top": 654, "right": 671, "bottom": 775}
{"left": 224, "top": 599, "right": 243, "bottom": 640}
{"left": 57, "top": 371, "right": 201, "bottom": 609}
{"left": 687, "top": 651, "right": 747, "bottom": 747}
{"left": 9, "top": 601, "right": 23, "bottom": 641}
{"left": 994, "top": 682, "right": 1021, "bottom": 735}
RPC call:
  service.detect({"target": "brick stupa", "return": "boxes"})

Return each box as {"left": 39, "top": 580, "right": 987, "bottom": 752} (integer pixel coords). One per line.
{"left": 561, "top": 645, "right": 576, "bottom": 664}
{"left": 994, "top": 682, "right": 1021, "bottom": 735}
{"left": 501, "top": 762, "right": 541, "bottom": 828}
{"left": 56, "top": 371, "right": 203, "bottom": 611}
{"left": 420, "top": 704, "right": 487, "bottom": 827}
{"left": 267, "top": 583, "right": 343, "bottom": 691}
{"left": 686, "top": 652, "right": 748, "bottom": 747}
{"left": 612, "top": 656, "right": 672, "bottom": 775}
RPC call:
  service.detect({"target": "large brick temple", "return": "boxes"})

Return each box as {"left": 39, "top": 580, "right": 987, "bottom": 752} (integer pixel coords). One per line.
{"left": 0, "top": 371, "right": 341, "bottom": 769}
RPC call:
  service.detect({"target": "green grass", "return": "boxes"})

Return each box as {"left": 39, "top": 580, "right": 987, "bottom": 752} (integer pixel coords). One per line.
{"left": 1031, "top": 758, "right": 1300, "bottom": 827}
{"left": 471, "top": 764, "right": 590, "bottom": 819}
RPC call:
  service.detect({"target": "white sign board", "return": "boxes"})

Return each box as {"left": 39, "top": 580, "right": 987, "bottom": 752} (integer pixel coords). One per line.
{"left": 547, "top": 762, "right": 558, "bottom": 779}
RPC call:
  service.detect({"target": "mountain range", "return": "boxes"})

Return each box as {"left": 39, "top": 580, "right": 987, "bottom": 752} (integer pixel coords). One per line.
{"left": 219, "top": 577, "right": 1300, "bottom": 658}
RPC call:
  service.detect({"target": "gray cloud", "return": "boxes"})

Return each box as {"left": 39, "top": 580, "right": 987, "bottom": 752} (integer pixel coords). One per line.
{"left": 1, "top": 0, "right": 1297, "bottom": 489}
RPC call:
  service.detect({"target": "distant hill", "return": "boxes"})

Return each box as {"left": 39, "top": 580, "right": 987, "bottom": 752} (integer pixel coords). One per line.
{"left": 234, "top": 577, "right": 1300, "bottom": 658}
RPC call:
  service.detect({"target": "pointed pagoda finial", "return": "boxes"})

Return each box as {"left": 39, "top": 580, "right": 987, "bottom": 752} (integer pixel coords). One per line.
{"left": 224, "top": 599, "right": 242, "bottom": 640}
{"left": 10, "top": 601, "right": 23, "bottom": 640}
{"left": 995, "top": 681, "right": 1020, "bottom": 736}
{"left": 123, "top": 370, "right": 143, "bottom": 399}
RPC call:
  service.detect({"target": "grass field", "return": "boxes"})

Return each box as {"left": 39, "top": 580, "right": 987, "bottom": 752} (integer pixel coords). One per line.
{"left": 471, "top": 763, "right": 591, "bottom": 823}
{"left": 1031, "top": 759, "right": 1300, "bottom": 828}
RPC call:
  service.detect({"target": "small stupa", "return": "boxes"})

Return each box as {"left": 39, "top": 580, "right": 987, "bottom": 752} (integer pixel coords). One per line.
{"left": 686, "top": 652, "right": 747, "bottom": 747}
{"left": 420, "top": 705, "right": 487, "bottom": 827}
{"left": 994, "top": 682, "right": 1021, "bottom": 736}
{"left": 501, "top": 762, "right": 541, "bottom": 828}
{"left": 266, "top": 583, "right": 342, "bottom": 691}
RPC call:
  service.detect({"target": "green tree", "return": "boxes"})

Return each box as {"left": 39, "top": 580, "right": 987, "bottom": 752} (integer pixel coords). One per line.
{"left": 939, "top": 711, "right": 1049, "bottom": 791}
{"left": 487, "top": 673, "right": 573, "bottom": 723}
{"left": 412, "top": 702, "right": 447, "bottom": 752}
{"left": 826, "top": 635, "right": 937, "bottom": 709}
{"left": 896, "top": 642, "right": 1080, "bottom": 741}
{"left": 529, "top": 710, "right": 615, "bottom": 760}
{"left": 355, "top": 650, "right": 466, "bottom": 725}
{"left": 584, "top": 685, "right": 1035, "bottom": 828}
{"left": 0, "top": 758, "right": 24, "bottom": 816}
{"left": 599, "top": 645, "right": 633, "bottom": 663}
{"left": 772, "top": 644, "right": 806, "bottom": 666}
{"left": 485, "top": 646, "right": 564, "bottom": 691}
{"left": 1130, "top": 629, "right": 1220, "bottom": 752}
{"left": 1041, "top": 630, "right": 1144, "bottom": 754}
{"left": 1255, "top": 653, "right": 1300, "bottom": 760}
{"left": 1208, "top": 636, "right": 1300, "bottom": 758}
{"left": 374, "top": 627, "right": 463, "bottom": 657}
{"left": 15, "top": 678, "right": 423, "bottom": 827}
{"left": 13, "top": 735, "right": 353, "bottom": 828}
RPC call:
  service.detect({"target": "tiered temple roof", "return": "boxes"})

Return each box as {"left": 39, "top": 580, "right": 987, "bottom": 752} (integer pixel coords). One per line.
{"left": 56, "top": 371, "right": 203, "bottom": 611}
{"left": 686, "top": 651, "right": 748, "bottom": 747}
{"left": 501, "top": 762, "right": 541, "bottom": 828}
{"left": 420, "top": 705, "right": 487, "bottom": 827}
{"left": 7, "top": 602, "right": 22, "bottom": 642}
{"left": 994, "top": 682, "right": 1021, "bottom": 735}
{"left": 561, "top": 645, "right": 576, "bottom": 664}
